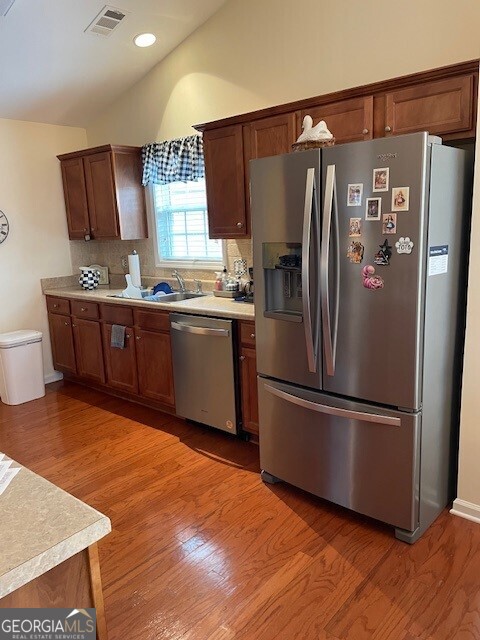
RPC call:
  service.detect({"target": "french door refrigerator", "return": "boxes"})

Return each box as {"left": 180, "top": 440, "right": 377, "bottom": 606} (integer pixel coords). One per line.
{"left": 251, "top": 132, "right": 471, "bottom": 543}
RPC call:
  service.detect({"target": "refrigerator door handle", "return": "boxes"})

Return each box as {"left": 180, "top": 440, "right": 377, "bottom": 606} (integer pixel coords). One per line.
{"left": 302, "top": 167, "right": 317, "bottom": 373}
{"left": 264, "top": 383, "right": 401, "bottom": 427}
{"left": 321, "top": 164, "right": 338, "bottom": 376}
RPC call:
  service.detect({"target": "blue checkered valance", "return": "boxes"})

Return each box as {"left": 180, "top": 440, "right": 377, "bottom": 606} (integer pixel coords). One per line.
{"left": 141, "top": 135, "right": 205, "bottom": 186}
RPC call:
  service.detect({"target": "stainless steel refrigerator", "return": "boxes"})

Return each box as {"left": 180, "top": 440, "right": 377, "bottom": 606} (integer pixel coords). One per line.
{"left": 251, "top": 132, "right": 471, "bottom": 543}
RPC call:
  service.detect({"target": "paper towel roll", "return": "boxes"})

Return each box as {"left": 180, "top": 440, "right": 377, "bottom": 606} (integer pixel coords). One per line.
{"left": 128, "top": 251, "right": 141, "bottom": 287}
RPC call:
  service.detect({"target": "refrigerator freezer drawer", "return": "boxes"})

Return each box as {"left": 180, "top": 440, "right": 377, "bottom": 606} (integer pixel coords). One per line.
{"left": 258, "top": 378, "right": 420, "bottom": 531}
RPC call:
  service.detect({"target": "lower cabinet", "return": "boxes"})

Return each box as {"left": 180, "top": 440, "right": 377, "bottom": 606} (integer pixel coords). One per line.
{"left": 47, "top": 297, "right": 258, "bottom": 435}
{"left": 135, "top": 327, "right": 175, "bottom": 407}
{"left": 102, "top": 323, "right": 138, "bottom": 394}
{"left": 238, "top": 321, "right": 259, "bottom": 437}
{"left": 48, "top": 312, "right": 77, "bottom": 375}
{"left": 72, "top": 318, "right": 105, "bottom": 384}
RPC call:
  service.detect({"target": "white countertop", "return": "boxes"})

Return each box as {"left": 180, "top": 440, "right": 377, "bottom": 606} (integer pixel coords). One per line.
{"left": 0, "top": 458, "right": 111, "bottom": 599}
{"left": 44, "top": 287, "right": 255, "bottom": 321}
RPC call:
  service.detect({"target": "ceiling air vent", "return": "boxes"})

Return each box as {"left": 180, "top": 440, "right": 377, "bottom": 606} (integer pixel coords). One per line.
{"left": 85, "top": 5, "right": 127, "bottom": 37}
{"left": 0, "top": 0, "right": 15, "bottom": 17}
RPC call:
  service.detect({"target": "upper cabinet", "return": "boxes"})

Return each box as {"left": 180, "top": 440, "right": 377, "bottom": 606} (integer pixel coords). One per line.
{"left": 383, "top": 74, "right": 476, "bottom": 140}
{"left": 203, "top": 125, "right": 247, "bottom": 239}
{"left": 57, "top": 145, "right": 147, "bottom": 241}
{"left": 299, "top": 96, "right": 373, "bottom": 144}
{"left": 196, "top": 61, "right": 478, "bottom": 240}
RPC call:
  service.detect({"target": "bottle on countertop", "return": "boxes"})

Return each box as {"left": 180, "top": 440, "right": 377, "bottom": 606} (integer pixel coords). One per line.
{"left": 214, "top": 271, "right": 223, "bottom": 291}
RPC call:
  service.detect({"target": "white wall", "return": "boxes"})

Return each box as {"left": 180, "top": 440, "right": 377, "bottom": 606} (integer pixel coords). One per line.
{"left": 0, "top": 119, "right": 87, "bottom": 382}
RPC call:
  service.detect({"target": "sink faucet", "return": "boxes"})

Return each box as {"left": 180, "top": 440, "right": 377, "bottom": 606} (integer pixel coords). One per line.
{"left": 172, "top": 269, "right": 186, "bottom": 292}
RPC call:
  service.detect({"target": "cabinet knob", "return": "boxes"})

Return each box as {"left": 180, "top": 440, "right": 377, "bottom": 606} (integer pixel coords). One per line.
{"left": 362, "top": 128, "right": 369, "bottom": 135}
{"left": 53, "top": 304, "right": 58, "bottom": 308}
{"left": 239, "top": 355, "right": 245, "bottom": 361}
{"left": 64, "top": 321, "right": 69, "bottom": 326}
{"left": 136, "top": 336, "right": 141, "bottom": 340}
{"left": 126, "top": 334, "right": 131, "bottom": 339}
{"left": 81, "top": 307, "right": 87, "bottom": 312}
{"left": 72, "top": 323, "right": 76, "bottom": 328}
{"left": 91, "top": 227, "right": 95, "bottom": 232}
{"left": 250, "top": 333, "right": 255, "bottom": 339}
{"left": 236, "top": 222, "right": 244, "bottom": 229}
{"left": 83, "top": 228, "right": 87, "bottom": 232}
{"left": 385, "top": 126, "right": 392, "bottom": 133}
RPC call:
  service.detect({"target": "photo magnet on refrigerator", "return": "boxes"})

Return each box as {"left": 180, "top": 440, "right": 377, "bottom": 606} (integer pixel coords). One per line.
{"left": 382, "top": 214, "right": 397, "bottom": 234}
{"left": 349, "top": 218, "right": 362, "bottom": 237}
{"left": 347, "top": 241, "right": 364, "bottom": 264}
{"left": 395, "top": 237, "right": 414, "bottom": 254}
{"left": 347, "top": 183, "right": 363, "bottom": 206}
{"left": 374, "top": 240, "right": 392, "bottom": 266}
{"left": 362, "top": 265, "right": 384, "bottom": 290}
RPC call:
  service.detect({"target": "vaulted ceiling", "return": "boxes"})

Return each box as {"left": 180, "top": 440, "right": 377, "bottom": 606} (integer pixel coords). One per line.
{"left": 0, "top": 0, "right": 229, "bottom": 127}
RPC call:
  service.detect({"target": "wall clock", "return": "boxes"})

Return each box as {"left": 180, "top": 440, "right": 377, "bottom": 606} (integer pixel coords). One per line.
{"left": 0, "top": 211, "right": 9, "bottom": 244}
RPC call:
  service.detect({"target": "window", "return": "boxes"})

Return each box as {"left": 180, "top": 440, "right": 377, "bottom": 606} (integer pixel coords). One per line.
{"left": 150, "top": 179, "right": 224, "bottom": 268}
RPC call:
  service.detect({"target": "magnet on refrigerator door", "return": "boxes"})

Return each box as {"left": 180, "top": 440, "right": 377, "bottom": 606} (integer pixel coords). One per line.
{"left": 349, "top": 218, "right": 362, "bottom": 237}
{"left": 347, "top": 241, "right": 364, "bottom": 264}
{"left": 395, "top": 237, "right": 414, "bottom": 254}
{"left": 392, "top": 187, "right": 410, "bottom": 211}
{"left": 373, "top": 167, "right": 389, "bottom": 192}
{"left": 382, "top": 213, "right": 397, "bottom": 234}
{"left": 347, "top": 183, "right": 363, "bottom": 206}
{"left": 374, "top": 240, "right": 392, "bottom": 266}
{"left": 366, "top": 197, "right": 382, "bottom": 220}
{"left": 362, "top": 265, "right": 384, "bottom": 290}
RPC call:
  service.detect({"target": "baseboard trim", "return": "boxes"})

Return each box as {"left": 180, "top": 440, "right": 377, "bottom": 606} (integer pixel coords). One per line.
{"left": 450, "top": 499, "right": 480, "bottom": 525}
{"left": 45, "top": 371, "right": 63, "bottom": 385}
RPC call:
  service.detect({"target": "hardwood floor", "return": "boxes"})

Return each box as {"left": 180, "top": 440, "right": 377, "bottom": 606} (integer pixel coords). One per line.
{"left": 1, "top": 382, "right": 480, "bottom": 639}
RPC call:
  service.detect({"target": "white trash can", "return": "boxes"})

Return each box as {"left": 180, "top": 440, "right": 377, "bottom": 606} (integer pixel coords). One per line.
{"left": 0, "top": 330, "right": 45, "bottom": 405}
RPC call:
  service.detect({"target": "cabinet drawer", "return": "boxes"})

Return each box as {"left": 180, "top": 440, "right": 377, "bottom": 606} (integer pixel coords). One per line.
{"left": 239, "top": 321, "right": 256, "bottom": 347}
{"left": 101, "top": 304, "right": 134, "bottom": 326}
{"left": 46, "top": 296, "right": 71, "bottom": 316}
{"left": 71, "top": 300, "right": 100, "bottom": 320}
{"left": 134, "top": 309, "right": 170, "bottom": 332}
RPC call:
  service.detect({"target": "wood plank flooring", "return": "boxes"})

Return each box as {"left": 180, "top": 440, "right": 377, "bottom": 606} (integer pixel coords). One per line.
{"left": 1, "top": 381, "right": 480, "bottom": 639}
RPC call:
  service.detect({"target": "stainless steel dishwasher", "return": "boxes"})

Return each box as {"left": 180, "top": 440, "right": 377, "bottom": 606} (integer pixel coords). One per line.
{"left": 170, "top": 313, "right": 238, "bottom": 434}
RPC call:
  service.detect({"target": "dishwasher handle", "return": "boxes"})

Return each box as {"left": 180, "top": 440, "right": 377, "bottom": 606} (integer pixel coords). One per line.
{"left": 171, "top": 321, "right": 230, "bottom": 337}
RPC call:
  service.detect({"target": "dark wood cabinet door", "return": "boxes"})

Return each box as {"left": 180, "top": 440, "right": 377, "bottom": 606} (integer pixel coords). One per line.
{"left": 102, "top": 324, "right": 138, "bottom": 394}
{"left": 249, "top": 113, "right": 297, "bottom": 159}
{"left": 384, "top": 74, "right": 476, "bottom": 140}
{"left": 203, "top": 125, "right": 247, "bottom": 238}
{"left": 60, "top": 158, "right": 90, "bottom": 240}
{"left": 135, "top": 328, "right": 175, "bottom": 407}
{"left": 83, "top": 152, "right": 119, "bottom": 239}
{"left": 240, "top": 346, "right": 259, "bottom": 436}
{"left": 73, "top": 318, "right": 105, "bottom": 384}
{"left": 48, "top": 313, "right": 77, "bottom": 375}
{"left": 299, "top": 96, "right": 374, "bottom": 144}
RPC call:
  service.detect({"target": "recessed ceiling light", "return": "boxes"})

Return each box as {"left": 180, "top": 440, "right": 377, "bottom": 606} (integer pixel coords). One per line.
{"left": 134, "top": 33, "right": 156, "bottom": 48}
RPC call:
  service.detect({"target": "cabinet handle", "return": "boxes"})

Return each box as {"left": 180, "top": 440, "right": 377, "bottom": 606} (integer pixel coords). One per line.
{"left": 362, "top": 128, "right": 369, "bottom": 135}
{"left": 239, "top": 355, "right": 245, "bottom": 361}
{"left": 236, "top": 222, "right": 244, "bottom": 229}
{"left": 250, "top": 333, "right": 255, "bottom": 339}
{"left": 385, "top": 126, "right": 392, "bottom": 133}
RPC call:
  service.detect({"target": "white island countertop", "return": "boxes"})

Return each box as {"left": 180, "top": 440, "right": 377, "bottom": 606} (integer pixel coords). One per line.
{"left": 0, "top": 457, "right": 111, "bottom": 599}
{"left": 43, "top": 287, "right": 255, "bottom": 321}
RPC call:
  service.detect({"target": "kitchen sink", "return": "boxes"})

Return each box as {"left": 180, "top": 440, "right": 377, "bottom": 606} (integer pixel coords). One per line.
{"left": 158, "top": 292, "right": 206, "bottom": 302}
{"left": 107, "top": 291, "right": 206, "bottom": 303}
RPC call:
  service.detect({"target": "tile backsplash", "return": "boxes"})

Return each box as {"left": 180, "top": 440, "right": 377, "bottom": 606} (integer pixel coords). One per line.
{"left": 70, "top": 238, "right": 253, "bottom": 288}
